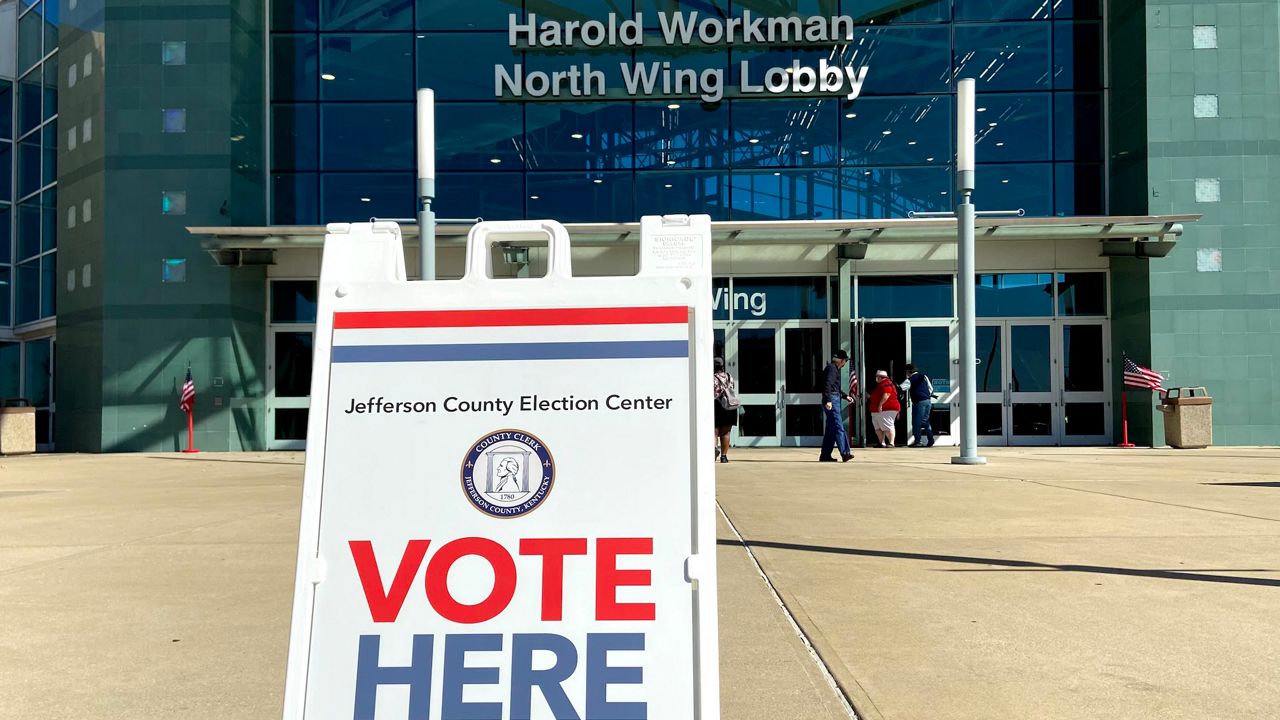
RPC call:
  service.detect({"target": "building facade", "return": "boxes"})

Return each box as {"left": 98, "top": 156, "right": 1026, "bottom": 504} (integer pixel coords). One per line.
{"left": 1, "top": 0, "right": 1276, "bottom": 451}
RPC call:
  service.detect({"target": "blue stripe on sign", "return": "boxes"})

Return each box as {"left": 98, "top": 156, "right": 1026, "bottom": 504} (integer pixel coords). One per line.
{"left": 332, "top": 340, "right": 689, "bottom": 363}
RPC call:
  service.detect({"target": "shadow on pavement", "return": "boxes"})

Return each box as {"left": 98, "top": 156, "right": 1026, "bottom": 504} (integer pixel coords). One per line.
{"left": 717, "top": 538, "right": 1280, "bottom": 588}
{"left": 1202, "top": 481, "right": 1280, "bottom": 488}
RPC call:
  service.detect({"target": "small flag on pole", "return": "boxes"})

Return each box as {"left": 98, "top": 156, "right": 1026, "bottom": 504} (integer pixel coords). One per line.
{"left": 848, "top": 368, "right": 859, "bottom": 398}
{"left": 180, "top": 369, "right": 196, "bottom": 413}
{"left": 1123, "top": 357, "right": 1165, "bottom": 392}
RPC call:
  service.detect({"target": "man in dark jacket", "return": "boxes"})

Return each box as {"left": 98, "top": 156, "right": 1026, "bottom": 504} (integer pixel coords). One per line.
{"left": 904, "top": 362, "right": 936, "bottom": 447}
{"left": 820, "top": 349, "right": 854, "bottom": 463}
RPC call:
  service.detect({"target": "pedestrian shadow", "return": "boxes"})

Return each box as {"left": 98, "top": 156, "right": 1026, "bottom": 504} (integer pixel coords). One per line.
{"left": 716, "top": 537, "right": 1280, "bottom": 588}
{"left": 1202, "top": 481, "right": 1280, "bottom": 488}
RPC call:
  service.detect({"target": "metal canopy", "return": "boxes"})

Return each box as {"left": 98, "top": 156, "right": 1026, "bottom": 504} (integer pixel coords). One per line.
{"left": 188, "top": 215, "right": 1198, "bottom": 261}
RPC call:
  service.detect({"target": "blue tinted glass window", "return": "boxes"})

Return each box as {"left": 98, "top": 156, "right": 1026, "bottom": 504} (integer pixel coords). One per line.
{"left": 840, "top": 166, "right": 951, "bottom": 218}
{"left": 841, "top": 96, "right": 950, "bottom": 166}
{"left": 18, "top": 138, "right": 41, "bottom": 197}
{"left": 635, "top": 101, "right": 729, "bottom": 169}
{"left": 844, "top": 0, "right": 949, "bottom": 23}
{"left": 1054, "top": 92, "right": 1103, "bottom": 161}
{"left": 39, "top": 254, "right": 54, "bottom": 318}
{"left": 16, "top": 260, "right": 39, "bottom": 325}
{"left": 1054, "top": 22, "right": 1102, "bottom": 90}
{"left": 637, "top": 0, "right": 729, "bottom": 27}
{"left": 977, "top": 273, "right": 1053, "bottom": 317}
{"left": 635, "top": 171, "right": 730, "bottom": 221}
{"left": 41, "top": 121, "right": 56, "bottom": 187}
{"left": 271, "top": 280, "right": 319, "bottom": 323}
{"left": 1054, "top": 162, "right": 1103, "bottom": 216}
{"left": 712, "top": 278, "right": 728, "bottom": 322}
{"left": 1057, "top": 272, "right": 1106, "bottom": 315}
{"left": 731, "top": 99, "right": 838, "bottom": 168}
{"left": 320, "top": 104, "right": 414, "bottom": 171}
{"left": 320, "top": 34, "right": 413, "bottom": 101}
{"left": 272, "top": 105, "right": 318, "bottom": 172}
{"left": 731, "top": 277, "right": 829, "bottom": 320}
{"left": 19, "top": 75, "right": 41, "bottom": 137}
{"left": 0, "top": 268, "right": 10, "bottom": 326}
{"left": 271, "top": 0, "right": 317, "bottom": 30}
{"left": 0, "top": 342, "right": 17, "bottom": 395}
{"left": 418, "top": 34, "right": 520, "bottom": 101}
{"left": 319, "top": 0, "right": 410, "bottom": 30}
{"left": 18, "top": 11, "right": 43, "bottom": 75}
{"left": 628, "top": 45, "right": 726, "bottom": 104}
{"left": 525, "top": 103, "right": 634, "bottom": 170}
{"left": 17, "top": 201, "right": 40, "bottom": 259}
{"left": 0, "top": 81, "right": 12, "bottom": 139}
{"left": 0, "top": 144, "right": 11, "bottom": 201}
{"left": 858, "top": 276, "right": 954, "bottom": 318}
{"left": 436, "top": 172, "right": 525, "bottom": 221}
{"left": 523, "top": 46, "right": 631, "bottom": 101}
{"left": 272, "top": 174, "right": 319, "bottom": 224}
{"left": 321, "top": 173, "right": 413, "bottom": 223}
{"left": 955, "top": 24, "right": 1051, "bottom": 92}
{"left": 42, "top": 58, "right": 57, "bottom": 123}
{"left": 0, "top": 204, "right": 10, "bottom": 263}
{"left": 437, "top": 103, "right": 524, "bottom": 171}
{"left": 526, "top": 172, "right": 634, "bottom": 223}
{"left": 730, "top": 169, "right": 838, "bottom": 221}
{"left": 976, "top": 163, "right": 1052, "bottom": 216}
{"left": 272, "top": 35, "right": 319, "bottom": 102}
{"left": 41, "top": 189, "right": 55, "bottom": 252}
{"left": 1054, "top": 0, "right": 1101, "bottom": 18}
{"left": 419, "top": 0, "right": 520, "bottom": 30}
{"left": 955, "top": 0, "right": 1050, "bottom": 21}
{"left": 975, "top": 94, "right": 1050, "bottom": 162}
{"left": 846, "top": 27, "right": 951, "bottom": 96}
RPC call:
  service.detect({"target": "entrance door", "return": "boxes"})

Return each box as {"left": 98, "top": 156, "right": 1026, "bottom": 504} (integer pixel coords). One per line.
{"left": 975, "top": 321, "right": 1057, "bottom": 445}
{"left": 1059, "top": 320, "right": 1111, "bottom": 445}
{"left": 727, "top": 320, "right": 827, "bottom": 447}
{"left": 267, "top": 329, "right": 314, "bottom": 450}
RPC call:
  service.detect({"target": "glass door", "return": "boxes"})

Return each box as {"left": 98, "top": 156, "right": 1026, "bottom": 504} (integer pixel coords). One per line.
{"left": 1060, "top": 320, "right": 1111, "bottom": 445}
{"left": 267, "top": 329, "right": 313, "bottom": 450}
{"left": 726, "top": 320, "right": 827, "bottom": 447}
{"left": 974, "top": 321, "right": 1060, "bottom": 445}
{"left": 974, "top": 322, "right": 1007, "bottom": 444}
{"left": 907, "top": 322, "right": 953, "bottom": 445}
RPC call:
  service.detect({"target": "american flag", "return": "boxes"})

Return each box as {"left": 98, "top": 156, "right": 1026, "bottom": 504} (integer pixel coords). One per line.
{"left": 1123, "top": 357, "right": 1165, "bottom": 392}
{"left": 848, "top": 368, "right": 859, "bottom": 398}
{"left": 179, "top": 369, "right": 196, "bottom": 414}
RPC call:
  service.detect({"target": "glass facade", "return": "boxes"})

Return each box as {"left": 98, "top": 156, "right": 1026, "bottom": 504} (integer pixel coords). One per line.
{"left": 3, "top": 0, "right": 57, "bottom": 328}
{"left": 269, "top": 0, "right": 1105, "bottom": 225}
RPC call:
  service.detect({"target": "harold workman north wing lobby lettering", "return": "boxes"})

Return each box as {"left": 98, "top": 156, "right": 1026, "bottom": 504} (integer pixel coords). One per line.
{"left": 497, "top": 12, "right": 871, "bottom": 102}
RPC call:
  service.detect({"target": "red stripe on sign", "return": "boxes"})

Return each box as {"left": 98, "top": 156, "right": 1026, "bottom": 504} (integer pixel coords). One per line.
{"left": 334, "top": 306, "right": 689, "bottom": 329}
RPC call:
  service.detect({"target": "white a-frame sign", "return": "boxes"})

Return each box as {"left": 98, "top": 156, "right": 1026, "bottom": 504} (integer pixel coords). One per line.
{"left": 283, "top": 215, "right": 720, "bottom": 720}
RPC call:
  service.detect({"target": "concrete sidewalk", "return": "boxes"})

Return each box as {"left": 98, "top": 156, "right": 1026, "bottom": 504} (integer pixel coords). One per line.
{"left": 1, "top": 447, "right": 1277, "bottom": 719}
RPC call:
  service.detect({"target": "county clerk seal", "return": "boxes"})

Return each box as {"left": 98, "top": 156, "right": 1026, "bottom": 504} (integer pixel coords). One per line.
{"left": 460, "top": 430, "right": 555, "bottom": 518}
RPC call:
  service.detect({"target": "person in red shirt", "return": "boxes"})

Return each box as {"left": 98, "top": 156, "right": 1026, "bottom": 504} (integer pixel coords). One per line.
{"left": 868, "top": 369, "right": 901, "bottom": 448}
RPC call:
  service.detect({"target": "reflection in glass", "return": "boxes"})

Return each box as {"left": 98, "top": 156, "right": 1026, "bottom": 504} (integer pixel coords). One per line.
{"left": 785, "top": 327, "right": 824, "bottom": 393}
{"left": 1054, "top": 93, "right": 1103, "bottom": 161}
{"left": 525, "top": 104, "right": 634, "bottom": 170}
{"left": 271, "top": 35, "right": 319, "bottom": 102}
{"left": 840, "top": 166, "right": 951, "bottom": 219}
{"left": 0, "top": 205, "right": 9, "bottom": 264}
{"left": 844, "top": 0, "right": 949, "bottom": 23}
{"left": 319, "top": 0, "right": 410, "bottom": 30}
{"left": 977, "top": 402, "right": 1003, "bottom": 435}
{"left": 858, "top": 276, "right": 954, "bottom": 319}
{"left": 635, "top": 101, "right": 729, "bottom": 169}
{"left": 732, "top": 277, "right": 829, "bottom": 320}
{"left": 320, "top": 34, "right": 414, "bottom": 101}
{"left": 437, "top": 103, "right": 524, "bottom": 171}
{"left": 0, "top": 145, "right": 11, "bottom": 203}
{"left": 976, "top": 325, "right": 1002, "bottom": 393}
{"left": 1064, "top": 402, "right": 1105, "bottom": 436}
{"left": 23, "top": 337, "right": 51, "bottom": 407}
{"left": 1054, "top": 22, "right": 1103, "bottom": 90}
{"left": 954, "top": 23, "right": 1051, "bottom": 92}
{"left": 909, "top": 326, "right": 950, "bottom": 393}
{"left": 39, "top": 254, "right": 54, "bottom": 318}
{"left": 1012, "top": 403, "right": 1053, "bottom": 435}
{"left": 738, "top": 405, "right": 776, "bottom": 437}
{"left": 321, "top": 104, "right": 414, "bottom": 171}
{"left": 731, "top": 99, "right": 838, "bottom": 167}
{"left": 714, "top": 327, "right": 726, "bottom": 361}
{"left": 635, "top": 171, "right": 730, "bottom": 221}
{"left": 1, "top": 80, "right": 12, "bottom": 138}
{"left": 785, "top": 405, "right": 824, "bottom": 436}
{"left": 0, "top": 342, "right": 19, "bottom": 397}
{"left": 730, "top": 169, "right": 837, "bottom": 220}
{"left": 525, "top": 172, "right": 634, "bottom": 223}
{"left": 974, "top": 94, "right": 1050, "bottom": 162}
{"left": 321, "top": 172, "right": 413, "bottom": 222}
{"left": 275, "top": 408, "right": 310, "bottom": 441}
{"left": 929, "top": 405, "right": 951, "bottom": 435}
{"left": 417, "top": 0, "right": 517, "bottom": 30}
{"left": 1054, "top": 163, "right": 1104, "bottom": 216}
{"left": 841, "top": 96, "right": 950, "bottom": 166}
{"left": 272, "top": 105, "right": 318, "bottom": 172}
{"left": 271, "top": 0, "right": 317, "bottom": 30}
{"left": 0, "top": 268, "right": 9, "bottom": 325}
{"left": 18, "top": 137, "right": 40, "bottom": 197}
{"left": 712, "top": 278, "right": 729, "bottom": 321}
{"left": 974, "top": 163, "right": 1053, "bottom": 216}
{"left": 955, "top": 0, "right": 1051, "bottom": 21}
{"left": 271, "top": 281, "right": 319, "bottom": 324}
{"left": 417, "top": 34, "right": 519, "bottom": 101}
{"left": 1010, "top": 324, "right": 1051, "bottom": 392}
{"left": 1062, "top": 324, "right": 1103, "bottom": 391}
{"left": 737, "top": 328, "right": 777, "bottom": 395}
{"left": 275, "top": 332, "right": 314, "bottom": 397}
{"left": 436, "top": 172, "right": 525, "bottom": 221}
{"left": 1058, "top": 272, "right": 1106, "bottom": 315}
{"left": 977, "top": 273, "right": 1053, "bottom": 317}
{"left": 272, "top": 173, "right": 319, "bottom": 224}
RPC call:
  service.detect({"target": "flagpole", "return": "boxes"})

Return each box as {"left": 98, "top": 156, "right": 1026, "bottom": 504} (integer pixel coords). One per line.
{"left": 182, "top": 362, "right": 200, "bottom": 453}
{"left": 1117, "top": 390, "right": 1136, "bottom": 448}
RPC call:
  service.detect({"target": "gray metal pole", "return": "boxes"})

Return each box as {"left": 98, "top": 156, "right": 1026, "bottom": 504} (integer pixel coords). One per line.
{"left": 416, "top": 89, "right": 436, "bottom": 281}
{"left": 953, "top": 78, "right": 986, "bottom": 465}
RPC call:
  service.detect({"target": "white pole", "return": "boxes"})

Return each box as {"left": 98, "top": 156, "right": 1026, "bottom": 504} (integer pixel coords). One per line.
{"left": 416, "top": 89, "right": 436, "bottom": 281}
{"left": 953, "top": 78, "right": 986, "bottom": 465}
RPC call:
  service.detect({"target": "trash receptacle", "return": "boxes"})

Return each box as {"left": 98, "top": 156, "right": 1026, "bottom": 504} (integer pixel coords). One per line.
{"left": 0, "top": 398, "right": 37, "bottom": 456}
{"left": 1157, "top": 387, "right": 1212, "bottom": 449}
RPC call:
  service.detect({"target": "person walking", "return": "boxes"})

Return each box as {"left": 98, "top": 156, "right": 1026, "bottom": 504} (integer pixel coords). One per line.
{"left": 712, "top": 357, "right": 738, "bottom": 464}
{"left": 868, "top": 369, "right": 901, "bottom": 448}
{"left": 819, "top": 350, "right": 854, "bottom": 463}
{"left": 903, "top": 362, "right": 936, "bottom": 447}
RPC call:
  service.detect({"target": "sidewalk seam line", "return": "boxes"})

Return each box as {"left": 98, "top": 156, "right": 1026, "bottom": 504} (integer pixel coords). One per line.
{"left": 717, "top": 502, "right": 862, "bottom": 720}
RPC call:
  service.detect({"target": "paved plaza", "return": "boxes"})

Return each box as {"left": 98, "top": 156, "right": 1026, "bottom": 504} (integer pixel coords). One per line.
{"left": 1, "top": 447, "right": 1278, "bottom": 719}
